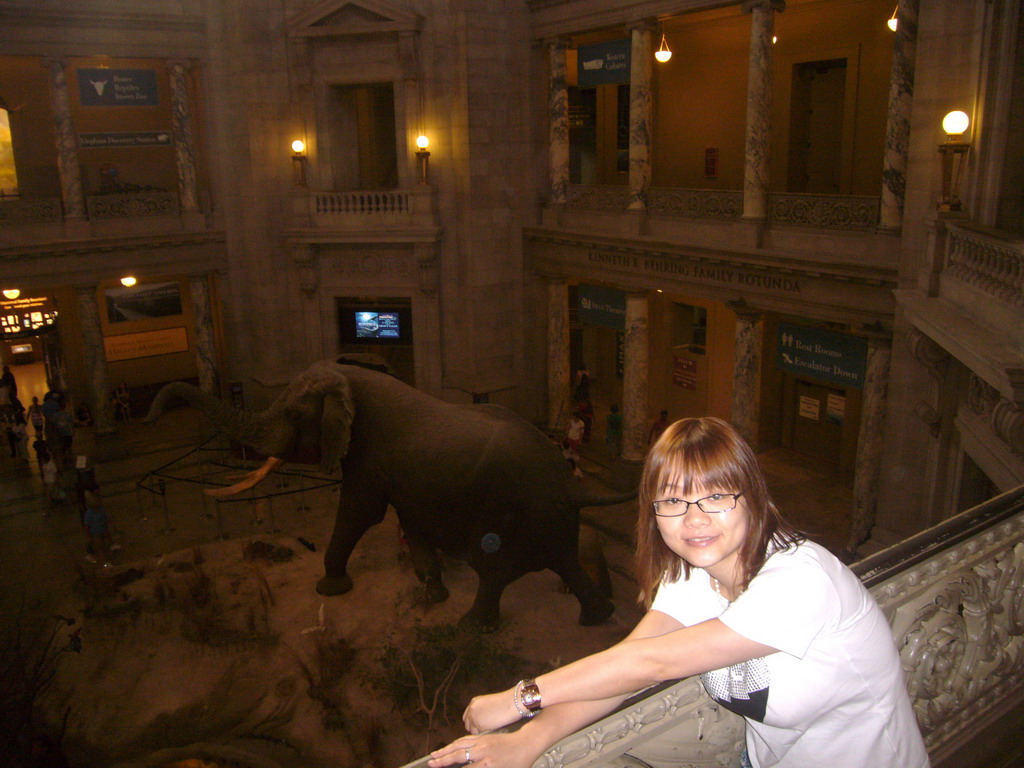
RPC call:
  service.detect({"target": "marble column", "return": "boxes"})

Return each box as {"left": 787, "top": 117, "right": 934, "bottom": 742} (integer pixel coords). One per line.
{"left": 879, "top": 0, "right": 918, "bottom": 231}
{"left": 730, "top": 307, "right": 764, "bottom": 450}
{"left": 75, "top": 286, "right": 117, "bottom": 438}
{"left": 46, "top": 59, "right": 86, "bottom": 221}
{"left": 547, "top": 279, "right": 572, "bottom": 432}
{"left": 627, "top": 21, "right": 654, "bottom": 211}
{"left": 741, "top": 0, "right": 783, "bottom": 221}
{"left": 621, "top": 292, "right": 650, "bottom": 462}
{"left": 189, "top": 274, "right": 220, "bottom": 396}
{"left": 548, "top": 39, "right": 570, "bottom": 204}
{"left": 846, "top": 336, "right": 892, "bottom": 553}
{"left": 169, "top": 60, "right": 200, "bottom": 213}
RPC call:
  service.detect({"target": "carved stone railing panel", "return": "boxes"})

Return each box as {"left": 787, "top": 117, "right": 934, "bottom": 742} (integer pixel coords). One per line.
{"left": 768, "top": 192, "right": 880, "bottom": 230}
{"left": 647, "top": 188, "right": 742, "bottom": 220}
{"left": 944, "top": 223, "right": 1024, "bottom": 310}
{"left": 397, "top": 487, "right": 1024, "bottom": 768}
{"left": 0, "top": 197, "right": 63, "bottom": 224}
{"left": 565, "top": 184, "right": 631, "bottom": 211}
{"left": 86, "top": 192, "right": 179, "bottom": 219}
{"left": 306, "top": 188, "right": 435, "bottom": 228}
{"left": 562, "top": 185, "right": 879, "bottom": 230}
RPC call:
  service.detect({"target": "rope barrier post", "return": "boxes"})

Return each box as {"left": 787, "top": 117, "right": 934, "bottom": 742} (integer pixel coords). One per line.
{"left": 267, "top": 492, "right": 278, "bottom": 533}
{"left": 214, "top": 497, "right": 227, "bottom": 540}
{"left": 158, "top": 478, "right": 174, "bottom": 533}
{"left": 296, "top": 471, "right": 310, "bottom": 512}
{"left": 199, "top": 459, "right": 212, "bottom": 519}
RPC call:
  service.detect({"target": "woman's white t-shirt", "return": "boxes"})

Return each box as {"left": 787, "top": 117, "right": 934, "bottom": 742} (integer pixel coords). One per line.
{"left": 650, "top": 540, "right": 929, "bottom": 768}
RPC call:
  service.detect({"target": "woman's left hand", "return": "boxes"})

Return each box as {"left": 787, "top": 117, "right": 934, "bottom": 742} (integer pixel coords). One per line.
{"left": 428, "top": 730, "right": 545, "bottom": 768}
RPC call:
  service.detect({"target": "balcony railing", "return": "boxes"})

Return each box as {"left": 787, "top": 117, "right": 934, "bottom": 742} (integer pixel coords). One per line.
{"left": 398, "top": 484, "right": 1024, "bottom": 768}
{"left": 301, "top": 188, "right": 436, "bottom": 229}
{"left": 0, "top": 196, "right": 63, "bottom": 224}
{"left": 563, "top": 184, "right": 880, "bottom": 231}
{"left": 86, "top": 191, "right": 180, "bottom": 219}
{"left": 944, "top": 222, "right": 1024, "bottom": 311}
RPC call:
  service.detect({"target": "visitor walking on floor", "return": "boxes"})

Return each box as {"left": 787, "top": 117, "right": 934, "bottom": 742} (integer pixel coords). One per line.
{"left": 81, "top": 481, "right": 114, "bottom": 568}
{"left": 428, "top": 416, "right": 929, "bottom": 768}
{"left": 648, "top": 409, "right": 670, "bottom": 447}
{"left": 40, "top": 448, "right": 58, "bottom": 510}
{"left": 27, "top": 396, "right": 45, "bottom": 436}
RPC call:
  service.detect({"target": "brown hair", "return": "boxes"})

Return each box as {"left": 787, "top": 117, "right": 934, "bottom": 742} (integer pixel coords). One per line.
{"left": 634, "top": 416, "right": 803, "bottom": 607}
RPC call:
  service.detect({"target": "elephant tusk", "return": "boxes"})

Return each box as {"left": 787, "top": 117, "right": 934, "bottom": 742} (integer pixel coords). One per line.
{"left": 205, "top": 456, "right": 284, "bottom": 497}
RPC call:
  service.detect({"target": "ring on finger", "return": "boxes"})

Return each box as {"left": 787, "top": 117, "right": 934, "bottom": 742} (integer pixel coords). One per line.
{"left": 465, "top": 746, "right": 472, "bottom": 764}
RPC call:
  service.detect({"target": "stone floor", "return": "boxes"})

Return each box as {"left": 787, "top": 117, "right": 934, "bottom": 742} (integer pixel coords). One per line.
{"left": 0, "top": 408, "right": 855, "bottom": 624}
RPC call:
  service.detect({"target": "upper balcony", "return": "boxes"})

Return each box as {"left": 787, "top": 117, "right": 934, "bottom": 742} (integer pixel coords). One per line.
{"left": 286, "top": 186, "right": 438, "bottom": 243}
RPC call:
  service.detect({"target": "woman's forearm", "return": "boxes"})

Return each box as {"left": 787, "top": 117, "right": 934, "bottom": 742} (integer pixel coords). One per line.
{"left": 534, "top": 636, "right": 664, "bottom": 708}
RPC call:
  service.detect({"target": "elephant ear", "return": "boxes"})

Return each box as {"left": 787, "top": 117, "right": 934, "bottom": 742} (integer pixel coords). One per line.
{"left": 320, "top": 374, "right": 355, "bottom": 474}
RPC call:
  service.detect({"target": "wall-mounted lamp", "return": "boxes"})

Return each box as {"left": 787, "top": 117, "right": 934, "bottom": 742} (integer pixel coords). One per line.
{"left": 772, "top": 35, "right": 778, "bottom": 44}
{"left": 654, "top": 34, "right": 672, "bottom": 63}
{"left": 937, "top": 110, "right": 970, "bottom": 211}
{"left": 291, "top": 139, "right": 307, "bottom": 187}
{"left": 2, "top": 288, "right": 20, "bottom": 300}
{"left": 887, "top": 5, "right": 898, "bottom": 31}
{"left": 120, "top": 276, "right": 137, "bottom": 287}
{"left": 415, "top": 135, "right": 431, "bottom": 184}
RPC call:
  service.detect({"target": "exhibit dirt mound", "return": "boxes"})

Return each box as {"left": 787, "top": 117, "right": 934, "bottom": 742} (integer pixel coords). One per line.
{"left": 39, "top": 513, "right": 643, "bottom": 768}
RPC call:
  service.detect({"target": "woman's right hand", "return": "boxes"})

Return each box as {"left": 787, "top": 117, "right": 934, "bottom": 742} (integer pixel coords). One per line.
{"left": 463, "top": 687, "right": 520, "bottom": 734}
{"left": 428, "top": 729, "right": 547, "bottom": 768}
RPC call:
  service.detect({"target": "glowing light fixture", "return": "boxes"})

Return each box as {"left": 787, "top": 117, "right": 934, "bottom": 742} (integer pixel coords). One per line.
{"left": 120, "top": 276, "right": 137, "bottom": 287}
{"left": 655, "top": 34, "right": 672, "bottom": 63}
{"left": 942, "top": 110, "right": 970, "bottom": 138}
{"left": 291, "top": 139, "right": 307, "bottom": 186}
{"left": 887, "top": 6, "right": 898, "bottom": 31}
{"left": 938, "top": 111, "right": 971, "bottom": 211}
{"left": 772, "top": 35, "right": 778, "bottom": 44}
{"left": 415, "top": 135, "right": 431, "bottom": 183}
{"left": 2, "top": 289, "right": 20, "bottom": 300}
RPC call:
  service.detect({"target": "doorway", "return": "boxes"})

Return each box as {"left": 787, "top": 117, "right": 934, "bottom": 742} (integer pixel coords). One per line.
{"left": 788, "top": 58, "right": 847, "bottom": 194}
{"left": 782, "top": 377, "right": 847, "bottom": 465}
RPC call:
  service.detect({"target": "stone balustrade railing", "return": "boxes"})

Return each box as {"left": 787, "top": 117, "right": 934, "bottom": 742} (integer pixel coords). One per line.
{"left": 0, "top": 196, "right": 63, "bottom": 224}
{"left": 307, "top": 188, "right": 436, "bottom": 228}
{"left": 944, "top": 221, "right": 1024, "bottom": 310}
{"left": 86, "top": 191, "right": 180, "bottom": 220}
{"left": 398, "top": 485, "right": 1024, "bottom": 768}
{"left": 563, "top": 185, "right": 880, "bottom": 231}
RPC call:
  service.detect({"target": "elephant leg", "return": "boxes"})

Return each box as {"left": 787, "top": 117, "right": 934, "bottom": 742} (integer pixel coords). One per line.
{"left": 405, "top": 532, "right": 449, "bottom": 604}
{"left": 316, "top": 488, "right": 388, "bottom": 596}
{"left": 551, "top": 558, "right": 615, "bottom": 626}
{"left": 458, "top": 569, "right": 517, "bottom": 633}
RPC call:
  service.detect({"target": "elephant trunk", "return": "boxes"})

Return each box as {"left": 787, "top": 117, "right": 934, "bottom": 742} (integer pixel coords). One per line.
{"left": 569, "top": 481, "right": 638, "bottom": 510}
{"left": 144, "top": 381, "right": 284, "bottom": 456}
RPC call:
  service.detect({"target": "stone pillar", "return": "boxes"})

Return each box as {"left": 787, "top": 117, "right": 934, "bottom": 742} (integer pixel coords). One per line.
{"left": 741, "top": 1, "right": 783, "bottom": 221}
{"left": 75, "top": 286, "right": 117, "bottom": 438}
{"left": 189, "top": 274, "right": 220, "bottom": 396}
{"left": 547, "top": 279, "right": 572, "bottom": 432}
{"left": 846, "top": 335, "right": 892, "bottom": 554}
{"left": 627, "top": 21, "right": 654, "bottom": 211}
{"left": 46, "top": 59, "right": 86, "bottom": 221}
{"left": 878, "top": 0, "right": 918, "bottom": 231}
{"left": 621, "top": 292, "right": 650, "bottom": 462}
{"left": 169, "top": 60, "right": 200, "bottom": 214}
{"left": 548, "top": 39, "right": 570, "bottom": 204}
{"left": 730, "top": 306, "right": 764, "bottom": 450}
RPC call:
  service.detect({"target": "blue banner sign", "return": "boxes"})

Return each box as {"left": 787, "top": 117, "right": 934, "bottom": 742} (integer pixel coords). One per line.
{"left": 777, "top": 323, "right": 867, "bottom": 388}
{"left": 78, "top": 68, "right": 159, "bottom": 106}
{"left": 578, "top": 39, "right": 631, "bottom": 87}
{"left": 578, "top": 284, "right": 626, "bottom": 330}
{"left": 79, "top": 132, "right": 172, "bottom": 148}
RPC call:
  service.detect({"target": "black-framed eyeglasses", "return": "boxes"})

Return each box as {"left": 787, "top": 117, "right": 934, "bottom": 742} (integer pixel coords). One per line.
{"left": 652, "top": 492, "right": 744, "bottom": 517}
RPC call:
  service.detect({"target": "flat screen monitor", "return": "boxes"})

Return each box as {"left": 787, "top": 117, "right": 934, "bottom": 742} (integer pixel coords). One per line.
{"left": 355, "top": 311, "right": 401, "bottom": 340}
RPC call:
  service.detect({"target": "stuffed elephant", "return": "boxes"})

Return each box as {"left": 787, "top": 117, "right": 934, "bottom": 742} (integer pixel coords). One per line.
{"left": 145, "top": 355, "right": 634, "bottom": 630}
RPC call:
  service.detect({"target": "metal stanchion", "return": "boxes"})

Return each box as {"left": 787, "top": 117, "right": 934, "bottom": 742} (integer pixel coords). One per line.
{"left": 158, "top": 478, "right": 174, "bottom": 532}
{"left": 214, "top": 497, "right": 227, "bottom": 540}
{"left": 199, "top": 459, "right": 212, "bottom": 519}
{"left": 267, "top": 493, "right": 278, "bottom": 533}
{"left": 296, "top": 471, "right": 310, "bottom": 512}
